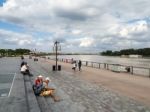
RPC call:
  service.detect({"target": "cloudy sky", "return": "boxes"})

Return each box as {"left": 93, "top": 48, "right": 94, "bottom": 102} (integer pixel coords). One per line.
{"left": 0, "top": 0, "right": 150, "bottom": 53}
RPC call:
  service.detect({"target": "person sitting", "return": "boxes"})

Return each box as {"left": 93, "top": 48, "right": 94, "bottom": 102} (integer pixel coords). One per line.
{"left": 32, "top": 75, "right": 44, "bottom": 96}
{"left": 20, "top": 61, "right": 25, "bottom": 67}
{"left": 20, "top": 63, "right": 28, "bottom": 74}
{"left": 39, "top": 77, "right": 60, "bottom": 102}
{"left": 20, "top": 62, "right": 31, "bottom": 75}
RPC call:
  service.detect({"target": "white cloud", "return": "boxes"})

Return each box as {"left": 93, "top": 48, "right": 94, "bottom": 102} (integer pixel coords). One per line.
{"left": 0, "top": 0, "right": 150, "bottom": 52}
{"left": 80, "top": 37, "right": 95, "bottom": 47}
{"left": 72, "top": 29, "right": 82, "bottom": 35}
{"left": 0, "top": 29, "right": 54, "bottom": 51}
{"left": 119, "top": 28, "right": 128, "bottom": 37}
{"left": 118, "top": 20, "right": 148, "bottom": 39}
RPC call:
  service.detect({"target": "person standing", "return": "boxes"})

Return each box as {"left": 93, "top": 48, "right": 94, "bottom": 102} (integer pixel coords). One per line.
{"left": 72, "top": 61, "right": 77, "bottom": 71}
{"left": 78, "top": 60, "right": 82, "bottom": 71}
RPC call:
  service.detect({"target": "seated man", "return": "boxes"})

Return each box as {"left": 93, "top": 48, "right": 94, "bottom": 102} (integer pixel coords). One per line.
{"left": 20, "top": 61, "right": 25, "bottom": 67}
{"left": 20, "top": 62, "right": 31, "bottom": 75}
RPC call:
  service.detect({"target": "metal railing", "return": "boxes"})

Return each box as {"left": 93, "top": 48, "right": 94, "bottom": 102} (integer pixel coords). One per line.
{"left": 44, "top": 57, "right": 150, "bottom": 78}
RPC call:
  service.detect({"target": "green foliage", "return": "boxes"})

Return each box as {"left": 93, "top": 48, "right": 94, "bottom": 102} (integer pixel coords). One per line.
{"left": 0, "top": 48, "right": 31, "bottom": 56}
{"left": 15, "top": 48, "right": 30, "bottom": 55}
{"left": 101, "top": 48, "right": 150, "bottom": 56}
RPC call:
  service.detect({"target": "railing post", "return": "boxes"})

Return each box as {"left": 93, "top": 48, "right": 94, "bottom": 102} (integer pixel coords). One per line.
{"left": 99, "top": 63, "right": 100, "bottom": 69}
{"left": 107, "top": 64, "right": 109, "bottom": 70}
{"left": 92, "top": 62, "right": 93, "bottom": 68}
{"left": 104, "top": 63, "right": 106, "bottom": 69}
{"left": 86, "top": 61, "right": 88, "bottom": 66}
{"left": 131, "top": 66, "right": 133, "bottom": 74}
{"left": 149, "top": 69, "right": 150, "bottom": 78}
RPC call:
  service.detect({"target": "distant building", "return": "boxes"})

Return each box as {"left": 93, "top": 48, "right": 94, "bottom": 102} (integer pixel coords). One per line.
{"left": 121, "top": 55, "right": 142, "bottom": 58}
{"left": 129, "top": 55, "right": 142, "bottom": 58}
{"left": 121, "top": 55, "right": 129, "bottom": 58}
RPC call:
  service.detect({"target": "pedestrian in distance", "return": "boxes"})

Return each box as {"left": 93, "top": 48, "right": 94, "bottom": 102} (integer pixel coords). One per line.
{"left": 21, "top": 55, "right": 24, "bottom": 60}
{"left": 72, "top": 61, "right": 77, "bottom": 71}
{"left": 78, "top": 60, "right": 82, "bottom": 71}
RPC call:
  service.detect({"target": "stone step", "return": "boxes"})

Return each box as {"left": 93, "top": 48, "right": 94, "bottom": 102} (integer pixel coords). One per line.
{"left": 36, "top": 96, "right": 52, "bottom": 112}
{"left": 24, "top": 75, "right": 41, "bottom": 112}
{"left": 6, "top": 73, "right": 28, "bottom": 112}
{"left": 29, "top": 75, "right": 52, "bottom": 112}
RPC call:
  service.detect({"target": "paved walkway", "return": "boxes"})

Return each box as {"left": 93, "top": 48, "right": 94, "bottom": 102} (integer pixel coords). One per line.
{"left": 1, "top": 57, "right": 150, "bottom": 112}
{"left": 40, "top": 58, "right": 150, "bottom": 106}
{"left": 28, "top": 57, "right": 150, "bottom": 112}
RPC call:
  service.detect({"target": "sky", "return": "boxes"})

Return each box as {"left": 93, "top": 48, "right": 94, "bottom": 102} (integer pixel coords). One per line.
{"left": 0, "top": 0, "right": 150, "bottom": 53}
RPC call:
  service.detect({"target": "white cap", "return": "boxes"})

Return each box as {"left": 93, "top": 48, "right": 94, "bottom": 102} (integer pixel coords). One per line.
{"left": 45, "top": 77, "right": 50, "bottom": 81}
{"left": 38, "top": 75, "right": 43, "bottom": 78}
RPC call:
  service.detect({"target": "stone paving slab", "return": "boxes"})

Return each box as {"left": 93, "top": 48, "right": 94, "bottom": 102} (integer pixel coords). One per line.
{"left": 0, "top": 57, "right": 27, "bottom": 112}
{"left": 27, "top": 58, "right": 150, "bottom": 112}
{"left": 0, "top": 73, "right": 28, "bottom": 112}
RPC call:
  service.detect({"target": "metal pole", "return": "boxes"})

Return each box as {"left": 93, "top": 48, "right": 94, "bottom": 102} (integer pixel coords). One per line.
{"left": 55, "top": 41, "right": 58, "bottom": 71}
{"left": 149, "top": 68, "right": 150, "bottom": 78}
{"left": 131, "top": 66, "right": 133, "bottom": 74}
{"left": 107, "top": 64, "right": 109, "bottom": 70}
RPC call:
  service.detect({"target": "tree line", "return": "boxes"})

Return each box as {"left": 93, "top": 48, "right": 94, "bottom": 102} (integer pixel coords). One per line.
{"left": 101, "top": 48, "right": 150, "bottom": 56}
{"left": 0, "top": 48, "right": 31, "bottom": 56}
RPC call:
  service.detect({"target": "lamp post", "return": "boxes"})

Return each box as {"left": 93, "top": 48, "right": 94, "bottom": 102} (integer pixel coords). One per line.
{"left": 54, "top": 41, "right": 61, "bottom": 71}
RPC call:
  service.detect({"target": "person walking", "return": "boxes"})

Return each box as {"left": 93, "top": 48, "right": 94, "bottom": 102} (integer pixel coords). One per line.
{"left": 72, "top": 61, "right": 77, "bottom": 71}
{"left": 78, "top": 60, "right": 82, "bottom": 71}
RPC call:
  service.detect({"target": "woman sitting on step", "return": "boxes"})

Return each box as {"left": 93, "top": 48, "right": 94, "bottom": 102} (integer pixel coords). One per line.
{"left": 33, "top": 75, "right": 44, "bottom": 96}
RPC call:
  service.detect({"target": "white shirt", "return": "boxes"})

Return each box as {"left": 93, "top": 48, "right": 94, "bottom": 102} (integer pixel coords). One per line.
{"left": 21, "top": 65, "right": 27, "bottom": 72}
{"left": 73, "top": 63, "right": 77, "bottom": 68}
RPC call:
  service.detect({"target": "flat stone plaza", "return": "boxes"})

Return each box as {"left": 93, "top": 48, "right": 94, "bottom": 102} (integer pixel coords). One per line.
{"left": 0, "top": 57, "right": 150, "bottom": 112}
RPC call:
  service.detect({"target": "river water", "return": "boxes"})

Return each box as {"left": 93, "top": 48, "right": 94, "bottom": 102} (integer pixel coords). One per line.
{"left": 48, "top": 55, "right": 150, "bottom": 68}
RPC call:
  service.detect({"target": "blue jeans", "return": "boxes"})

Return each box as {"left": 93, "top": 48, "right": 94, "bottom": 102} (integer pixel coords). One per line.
{"left": 33, "top": 84, "right": 44, "bottom": 96}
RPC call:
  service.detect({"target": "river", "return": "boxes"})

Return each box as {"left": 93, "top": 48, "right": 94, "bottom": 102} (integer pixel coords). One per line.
{"left": 47, "top": 55, "right": 150, "bottom": 68}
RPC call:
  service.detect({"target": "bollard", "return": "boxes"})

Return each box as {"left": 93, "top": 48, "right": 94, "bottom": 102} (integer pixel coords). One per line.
{"left": 52, "top": 65, "right": 56, "bottom": 71}
{"left": 58, "top": 65, "right": 61, "bottom": 71}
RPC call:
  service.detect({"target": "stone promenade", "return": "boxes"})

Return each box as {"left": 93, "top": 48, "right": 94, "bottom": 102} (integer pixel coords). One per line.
{"left": 28, "top": 57, "right": 150, "bottom": 112}
{"left": 0, "top": 57, "right": 150, "bottom": 112}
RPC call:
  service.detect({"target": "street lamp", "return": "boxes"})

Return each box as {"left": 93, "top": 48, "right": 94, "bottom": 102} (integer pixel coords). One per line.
{"left": 53, "top": 41, "right": 61, "bottom": 71}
